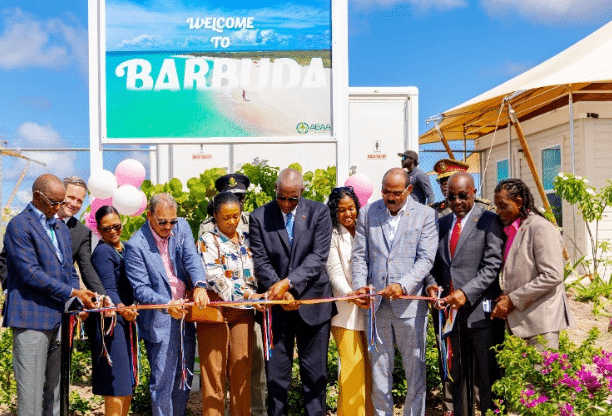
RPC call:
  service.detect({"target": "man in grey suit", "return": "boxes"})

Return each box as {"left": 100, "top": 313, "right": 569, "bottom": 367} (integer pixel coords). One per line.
{"left": 351, "top": 167, "right": 437, "bottom": 416}
{"left": 426, "top": 172, "right": 505, "bottom": 416}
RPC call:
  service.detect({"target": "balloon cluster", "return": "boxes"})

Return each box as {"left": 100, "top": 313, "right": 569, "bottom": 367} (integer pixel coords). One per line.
{"left": 86, "top": 159, "right": 147, "bottom": 235}
{"left": 344, "top": 173, "right": 374, "bottom": 208}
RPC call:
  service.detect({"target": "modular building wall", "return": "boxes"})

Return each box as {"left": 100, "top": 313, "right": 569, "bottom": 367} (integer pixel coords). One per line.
{"left": 160, "top": 87, "right": 418, "bottom": 196}
{"left": 475, "top": 101, "right": 612, "bottom": 273}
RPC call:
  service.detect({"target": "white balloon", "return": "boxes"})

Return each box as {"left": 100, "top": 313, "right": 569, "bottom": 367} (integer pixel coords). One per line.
{"left": 113, "top": 185, "right": 142, "bottom": 216}
{"left": 88, "top": 170, "right": 118, "bottom": 199}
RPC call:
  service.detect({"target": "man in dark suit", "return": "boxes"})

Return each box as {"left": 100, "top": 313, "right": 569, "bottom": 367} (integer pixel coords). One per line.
{"left": 0, "top": 176, "right": 105, "bottom": 295}
{"left": 249, "top": 168, "right": 333, "bottom": 416}
{"left": 426, "top": 172, "right": 505, "bottom": 416}
{"left": 2, "top": 174, "right": 97, "bottom": 416}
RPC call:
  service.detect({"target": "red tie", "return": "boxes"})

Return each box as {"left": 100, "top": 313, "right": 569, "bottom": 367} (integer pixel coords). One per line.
{"left": 449, "top": 218, "right": 462, "bottom": 258}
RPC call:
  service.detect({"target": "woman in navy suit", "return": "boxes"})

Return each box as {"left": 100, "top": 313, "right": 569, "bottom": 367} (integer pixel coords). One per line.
{"left": 85, "top": 205, "right": 138, "bottom": 416}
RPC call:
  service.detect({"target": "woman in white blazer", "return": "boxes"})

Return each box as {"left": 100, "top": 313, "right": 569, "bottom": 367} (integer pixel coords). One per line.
{"left": 326, "top": 187, "right": 373, "bottom": 416}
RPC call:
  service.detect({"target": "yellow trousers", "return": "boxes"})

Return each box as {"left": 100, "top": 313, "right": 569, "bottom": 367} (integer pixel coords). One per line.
{"left": 331, "top": 326, "right": 374, "bottom": 416}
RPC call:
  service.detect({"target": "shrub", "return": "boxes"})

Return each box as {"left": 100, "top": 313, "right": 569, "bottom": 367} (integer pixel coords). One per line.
{"left": 488, "top": 329, "right": 612, "bottom": 415}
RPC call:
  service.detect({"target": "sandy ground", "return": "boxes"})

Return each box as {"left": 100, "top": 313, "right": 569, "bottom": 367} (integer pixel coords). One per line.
{"left": 1, "top": 292, "right": 610, "bottom": 416}
{"left": 195, "top": 57, "right": 332, "bottom": 137}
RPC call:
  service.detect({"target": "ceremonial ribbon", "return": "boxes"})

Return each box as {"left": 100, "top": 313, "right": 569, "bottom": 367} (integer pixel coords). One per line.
{"left": 70, "top": 291, "right": 437, "bottom": 366}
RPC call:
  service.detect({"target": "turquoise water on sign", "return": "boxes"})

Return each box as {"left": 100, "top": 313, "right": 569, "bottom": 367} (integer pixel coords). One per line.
{"left": 106, "top": 52, "right": 248, "bottom": 138}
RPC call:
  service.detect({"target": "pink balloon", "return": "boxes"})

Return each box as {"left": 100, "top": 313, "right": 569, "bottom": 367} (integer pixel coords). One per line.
{"left": 344, "top": 173, "right": 374, "bottom": 208}
{"left": 133, "top": 191, "right": 148, "bottom": 216}
{"left": 115, "top": 159, "right": 146, "bottom": 187}
{"left": 90, "top": 196, "right": 113, "bottom": 215}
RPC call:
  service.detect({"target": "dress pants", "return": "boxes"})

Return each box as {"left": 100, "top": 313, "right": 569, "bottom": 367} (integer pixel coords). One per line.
{"left": 251, "top": 320, "right": 267, "bottom": 416}
{"left": 197, "top": 307, "right": 254, "bottom": 416}
{"left": 144, "top": 319, "right": 196, "bottom": 416}
{"left": 331, "top": 326, "right": 373, "bottom": 416}
{"left": 370, "top": 300, "right": 427, "bottom": 416}
{"left": 12, "top": 327, "right": 61, "bottom": 416}
{"left": 448, "top": 321, "right": 505, "bottom": 416}
{"left": 266, "top": 310, "right": 331, "bottom": 416}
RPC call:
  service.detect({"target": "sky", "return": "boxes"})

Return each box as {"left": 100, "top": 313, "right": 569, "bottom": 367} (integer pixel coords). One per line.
{"left": 1, "top": 0, "right": 612, "bottom": 211}
{"left": 106, "top": 0, "right": 331, "bottom": 52}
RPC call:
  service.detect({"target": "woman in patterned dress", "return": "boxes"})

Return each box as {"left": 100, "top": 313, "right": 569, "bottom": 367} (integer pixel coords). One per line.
{"left": 196, "top": 191, "right": 263, "bottom": 416}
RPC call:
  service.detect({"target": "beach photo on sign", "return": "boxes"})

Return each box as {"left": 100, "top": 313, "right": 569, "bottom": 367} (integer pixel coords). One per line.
{"left": 104, "top": 0, "right": 332, "bottom": 139}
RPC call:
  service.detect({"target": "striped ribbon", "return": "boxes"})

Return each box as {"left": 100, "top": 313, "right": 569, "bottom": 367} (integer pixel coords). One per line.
{"left": 71, "top": 291, "right": 436, "bottom": 367}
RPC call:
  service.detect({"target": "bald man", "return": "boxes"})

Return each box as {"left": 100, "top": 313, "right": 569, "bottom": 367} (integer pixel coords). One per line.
{"left": 351, "top": 167, "right": 438, "bottom": 416}
{"left": 3, "top": 174, "right": 97, "bottom": 416}
{"left": 249, "top": 168, "right": 334, "bottom": 416}
{"left": 426, "top": 172, "right": 505, "bottom": 416}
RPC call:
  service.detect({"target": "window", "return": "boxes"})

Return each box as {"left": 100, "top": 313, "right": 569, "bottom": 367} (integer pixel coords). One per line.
{"left": 497, "top": 159, "right": 509, "bottom": 183}
{"left": 542, "top": 145, "right": 562, "bottom": 226}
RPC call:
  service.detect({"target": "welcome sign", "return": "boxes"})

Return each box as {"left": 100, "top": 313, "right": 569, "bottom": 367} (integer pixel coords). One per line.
{"left": 103, "top": 0, "right": 333, "bottom": 139}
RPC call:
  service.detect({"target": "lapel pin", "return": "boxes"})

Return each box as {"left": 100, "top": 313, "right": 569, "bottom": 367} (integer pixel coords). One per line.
{"left": 302, "top": 215, "right": 306, "bottom": 219}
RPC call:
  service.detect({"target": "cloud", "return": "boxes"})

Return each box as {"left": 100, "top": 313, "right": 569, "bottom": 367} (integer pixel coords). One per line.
{"left": 350, "top": 0, "right": 467, "bottom": 11}
{"left": 11, "top": 122, "right": 78, "bottom": 180}
{"left": 13, "top": 96, "right": 53, "bottom": 112}
{"left": 480, "top": 0, "right": 612, "bottom": 24}
{"left": 0, "top": 8, "right": 88, "bottom": 76}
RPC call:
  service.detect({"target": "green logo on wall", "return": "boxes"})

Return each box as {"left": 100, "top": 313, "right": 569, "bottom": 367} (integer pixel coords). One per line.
{"left": 296, "top": 122, "right": 310, "bottom": 134}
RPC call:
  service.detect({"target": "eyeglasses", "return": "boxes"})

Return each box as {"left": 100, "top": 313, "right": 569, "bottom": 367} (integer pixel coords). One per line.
{"left": 401, "top": 156, "right": 414, "bottom": 162}
{"left": 381, "top": 187, "right": 408, "bottom": 198}
{"left": 35, "top": 191, "right": 64, "bottom": 207}
{"left": 276, "top": 194, "right": 299, "bottom": 203}
{"left": 447, "top": 190, "right": 474, "bottom": 201}
{"left": 155, "top": 218, "right": 179, "bottom": 226}
{"left": 100, "top": 224, "right": 122, "bottom": 234}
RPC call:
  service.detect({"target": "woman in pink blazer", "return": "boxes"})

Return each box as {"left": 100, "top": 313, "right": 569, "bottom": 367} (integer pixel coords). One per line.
{"left": 491, "top": 179, "right": 573, "bottom": 349}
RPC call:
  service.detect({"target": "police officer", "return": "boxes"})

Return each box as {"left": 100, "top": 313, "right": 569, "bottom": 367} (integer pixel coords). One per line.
{"left": 430, "top": 159, "right": 493, "bottom": 219}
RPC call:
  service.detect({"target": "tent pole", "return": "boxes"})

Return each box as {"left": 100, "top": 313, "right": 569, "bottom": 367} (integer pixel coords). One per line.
{"left": 508, "top": 104, "right": 569, "bottom": 260}
{"left": 569, "top": 88, "right": 577, "bottom": 261}
{"left": 507, "top": 105, "right": 552, "bottom": 217}
{"left": 435, "top": 122, "right": 455, "bottom": 159}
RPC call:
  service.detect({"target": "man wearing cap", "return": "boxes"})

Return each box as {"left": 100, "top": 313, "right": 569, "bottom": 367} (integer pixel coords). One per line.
{"left": 399, "top": 149, "right": 435, "bottom": 206}
{"left": 198, "top": 172, "right": 267, "bottom": 416}
{"left": 430, "top": 159, "right": 470, "bottom": 219}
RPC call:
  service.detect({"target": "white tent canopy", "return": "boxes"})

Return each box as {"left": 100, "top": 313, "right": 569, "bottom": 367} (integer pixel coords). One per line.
{"left": 420, "top": 19, "right": 612, "bottom": 144}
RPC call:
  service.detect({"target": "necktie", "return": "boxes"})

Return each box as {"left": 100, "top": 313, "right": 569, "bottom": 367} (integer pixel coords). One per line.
{"left": 46, "top": 218, "right": 63, "bottom": 262}
{"left": 449, "top": 218, "right": 462, "bottom": 258}
{"left": 286, "top": 212, "right": 294, "bottom": 244}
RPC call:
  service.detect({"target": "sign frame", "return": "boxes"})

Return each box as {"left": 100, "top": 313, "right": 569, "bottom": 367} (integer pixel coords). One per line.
{"left": 89, "top": 0, "right": 349, "bottom": 180}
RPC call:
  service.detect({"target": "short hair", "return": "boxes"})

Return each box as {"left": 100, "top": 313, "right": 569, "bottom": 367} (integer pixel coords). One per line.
{"left": 383, "top": 168, "right": 410, "bottom": 188}
{"left": 147, "top": 193, "right": 178, "bottom": 214}
{"left": 63, "top": 176, "right": 88, "bottom": 192}
{"left": 206, "top": 192, "right": 241, "bottom": 222}
{"left": 95, "top": 205, "right": 120, "bottom": 226}
{"left": 494, "top": 179, "right": 545, "bottom": 220}
{"left": 327, "top": 187, "right": 360, "bottom": 230}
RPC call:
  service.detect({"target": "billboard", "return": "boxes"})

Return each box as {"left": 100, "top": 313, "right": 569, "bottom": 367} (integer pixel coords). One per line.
{"left": 102, "top": 0, "right": 333, "bottom": 140}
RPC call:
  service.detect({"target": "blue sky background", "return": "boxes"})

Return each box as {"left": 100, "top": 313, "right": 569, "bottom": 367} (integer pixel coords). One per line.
{"left": 1, "top": 0, "right": 612, "bottom": 211}
{"left": 106, "top": 0, "right": 331, "bottom": 52}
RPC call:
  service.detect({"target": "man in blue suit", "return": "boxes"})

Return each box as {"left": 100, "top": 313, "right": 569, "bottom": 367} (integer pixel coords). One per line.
{"left": 249, "top": 168, "right": 333, "bottom": 416}
{"left": 351, "top": 168, "right": 438, "bottom": 416}
{"left": 3, "top": 174, "right": 97, "bottom": 416}
{"left": 125, "top": 193, "right": 209, "bottom": 416}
